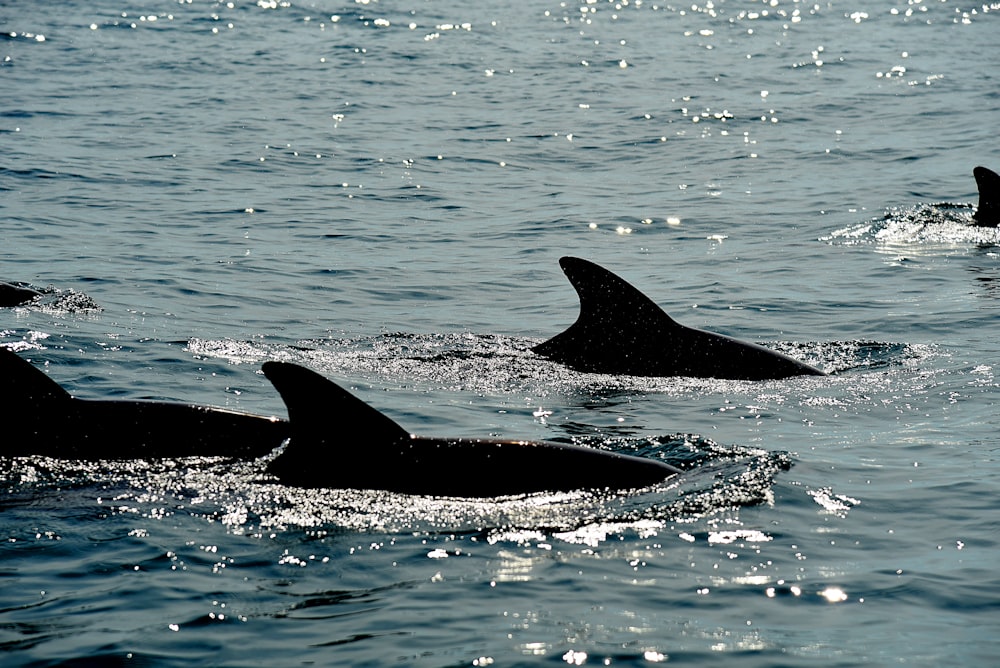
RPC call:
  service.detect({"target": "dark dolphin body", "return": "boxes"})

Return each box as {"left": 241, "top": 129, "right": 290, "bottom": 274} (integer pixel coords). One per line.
{"left": 2, "top": 348, "right": 679, "bottom": 497}
{"left": 533, "top": 257, "right": 825, "bottom": 381}
{"left": 1, "top": 347, "right": 288, "bottom": 459}
{"left": 0, "top": 282, "right": 43, "bottom": 307}
{"left": 261, "top": 361, "right": 681, "bottom": 497}
{"left": 973, "top": 166, "right": 1000, "bottom": 226}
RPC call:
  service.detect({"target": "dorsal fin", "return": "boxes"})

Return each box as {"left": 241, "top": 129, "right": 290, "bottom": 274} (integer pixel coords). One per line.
{"left": 974, "top": 166, "right": 1000, "bottom": 227}
{"left": 262, "top": 361, "right": 408, "bottom": 448}
{"left": 1, "top": 347, "right": 72, "bottom": 406}
{"left": 562, "top": 256, "right": 679, "bottom": 328}
{"left": 532, "top": 257, "right": 680, "bottom": 367}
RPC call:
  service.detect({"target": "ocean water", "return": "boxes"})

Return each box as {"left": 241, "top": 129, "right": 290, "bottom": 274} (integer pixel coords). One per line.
{"left": 2, "top": 0, "right": 999, "bottom": 665}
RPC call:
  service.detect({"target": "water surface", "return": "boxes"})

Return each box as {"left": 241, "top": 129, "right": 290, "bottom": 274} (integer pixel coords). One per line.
{"left": 2, "top": 0, "right": 999, "bottom": 665}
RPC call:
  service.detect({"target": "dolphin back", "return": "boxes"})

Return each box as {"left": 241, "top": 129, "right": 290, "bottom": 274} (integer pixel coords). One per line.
{"left": 532, "top": 256, "right": 825, "bottom": 379}
{"left": 261, "top": 360, "right": 681, "bottom": 496}
{"left": 1, "top": 348, "right": 288, "bottom": 459}
{"left": 0, "top": 283, "right": 43, "bottom": 308}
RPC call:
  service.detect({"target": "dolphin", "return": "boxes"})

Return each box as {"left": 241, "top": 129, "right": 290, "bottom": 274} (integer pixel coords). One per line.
{"left": 0, "top": 282, "right": 43, "bottom": 308}
{"left": 973, "top": 166, "right": 999, "bottom": 226}
{"left": 1, "top": 347, "right": 288, "bottom": 459}
{"left": 261, "top": 361, "right": 681, "bottom": 497}
{"left": 2, "top": 348, "right": 680, "bottom": 497}
{"left": 532, "top": 257, "right": 825, "bottom": 380}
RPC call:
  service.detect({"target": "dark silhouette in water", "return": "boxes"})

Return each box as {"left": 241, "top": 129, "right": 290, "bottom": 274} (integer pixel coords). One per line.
{"left": 2, "top": 348, "right": 680, "bottom": 497}
{"left": 0, "top": 282, "right": 43, "bottom": 307}
{"left": 973, "top": 166, "right": 999, "bottom": 226}
{"left": 533, "top": 257, "right": 826, "bottom": 380}
{"left": 261, "top": 361, "right": 681, "bottom": 497}
{"left": 1, "top": 347, "right": 287, "bottom": 459}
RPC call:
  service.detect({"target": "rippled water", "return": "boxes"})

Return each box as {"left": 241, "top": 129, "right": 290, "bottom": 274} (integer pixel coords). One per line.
{"left": 2, "top": 0, "right": 999, "bottom": 665}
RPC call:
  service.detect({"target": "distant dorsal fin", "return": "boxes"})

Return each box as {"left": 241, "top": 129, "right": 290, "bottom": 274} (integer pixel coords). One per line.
{"left": 974, "top": 166, "right": 1000, "bottom": 227}
{"left": 1, "top": 347, "right": 72, "bottom": 406}
{"left": 532, "top": 257, "right": 680, "bottom": 367}
{"left": 262, "top": 360, "right": 409, "bottom": 451}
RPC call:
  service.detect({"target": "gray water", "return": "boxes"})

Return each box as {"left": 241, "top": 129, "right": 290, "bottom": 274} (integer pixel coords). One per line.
{"left": 2, "top": 0, "right": 999, "bottom": 665}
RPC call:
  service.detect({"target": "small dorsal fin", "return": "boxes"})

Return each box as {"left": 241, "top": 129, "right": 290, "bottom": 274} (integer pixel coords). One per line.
{"left": 532, "top": 257, "right": 680, "bottom": 366}
{"left": 1, "top": 347, "right": 72, "bottom": 406}
{"left": 974, "top": 166, "right": 1000, "bottom": 227}
{"left": 261, "top": 361, "right": 409, "bottom": 447}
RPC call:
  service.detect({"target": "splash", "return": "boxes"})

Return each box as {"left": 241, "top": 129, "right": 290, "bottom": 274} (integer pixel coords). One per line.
{"left": 187, "top": 331, "right": 906, "bottom": 395}
{"left": 1, "top": 433, "right": 790, "bottom": 542}
{"left": 3, "top": 282, "right": 102, "bottom": 315}
{"left": 824, "top": 203, "right": 1000, "bottom": 252}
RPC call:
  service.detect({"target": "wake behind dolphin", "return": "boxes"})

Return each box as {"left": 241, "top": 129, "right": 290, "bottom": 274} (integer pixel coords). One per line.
{"left": 533, "top": 257, "right": 825, "bottom": 380}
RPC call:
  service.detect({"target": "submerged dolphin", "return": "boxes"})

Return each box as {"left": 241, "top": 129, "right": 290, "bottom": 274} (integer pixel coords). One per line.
{"left": 0, "top": 282, "right": 43, "bottom": 308}
{"left": 261, "top": 361, "right": 681, "bottom": 497}
{"left": 973, "top": 166, "right": 999, "bottom": 226}
{"left": 1, "top": 347, "right": 288, "bottom": 459}
{"left": 533, "top": 257, "right": 825, "bottom": 380}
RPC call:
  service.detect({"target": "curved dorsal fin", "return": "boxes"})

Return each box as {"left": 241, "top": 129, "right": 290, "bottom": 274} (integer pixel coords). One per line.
{"left": 532, "top": 257, "right": 680, "bottom": 366}
{"left": 261, "top": 361, "right": 408, "bottom": 450}
{"left": 1, "top": 347, "right": 71, "bottom": 406}
{"left": 974, "top": 166, "right": 1000, "bottom": 227}
{"left": 561, "top": 256, "right": 679, "bottom": 329}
